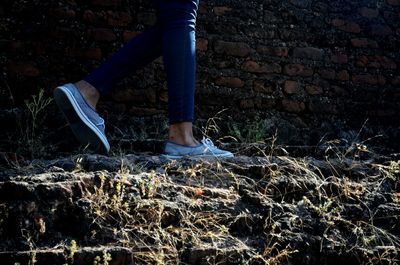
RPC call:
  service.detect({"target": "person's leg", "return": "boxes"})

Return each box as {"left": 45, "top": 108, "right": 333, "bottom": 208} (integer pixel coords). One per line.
{"left": 159, "top": 0, "right": 233, "bottom": 158}
{"left": 75, "top": 26, "right": 164, "bottom": 109}
{"left": 55, "top": 18, "right": 165, "bottom": 153}
{"left": 73, "top": 0, "right": 201, "bottom": 147}
{"left": 158, "top": 0, "right": 200, "bottom": 146}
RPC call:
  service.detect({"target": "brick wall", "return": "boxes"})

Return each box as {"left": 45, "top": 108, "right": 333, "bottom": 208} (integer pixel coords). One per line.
{"left": 1, "top": 0, "right": 399, "bottom": 148}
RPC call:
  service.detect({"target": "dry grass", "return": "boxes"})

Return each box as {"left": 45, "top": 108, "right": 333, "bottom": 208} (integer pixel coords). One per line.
{"left": 0, "top": 111, "right": 398, "bottom": 264}
{"left": 52, "top": 140, "right": 397, "bottom": 264}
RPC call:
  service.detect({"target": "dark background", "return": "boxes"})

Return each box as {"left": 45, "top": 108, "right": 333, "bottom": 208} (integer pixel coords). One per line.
{"left": 1, "top": 0, "right": 399, "bottom": 154}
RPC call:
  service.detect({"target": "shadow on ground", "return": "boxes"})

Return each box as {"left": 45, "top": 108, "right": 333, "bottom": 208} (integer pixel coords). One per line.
{"left": 0, "top": 145, "right": 399, "bottom": 264}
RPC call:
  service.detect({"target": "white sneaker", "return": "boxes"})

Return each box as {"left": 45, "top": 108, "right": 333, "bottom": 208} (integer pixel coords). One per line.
{"left": 53, "top": 83, "right": 110, "bottom": 154}
{"left": 163, "top": 137, "right": 234, "bottom": 159}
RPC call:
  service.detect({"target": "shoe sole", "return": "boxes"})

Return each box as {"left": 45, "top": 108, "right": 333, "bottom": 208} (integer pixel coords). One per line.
{"left": 162, "top": 152, "right": 234, "bottom": 160}
{"left": 53, "top": 86, "right": 110, "bottom": 154}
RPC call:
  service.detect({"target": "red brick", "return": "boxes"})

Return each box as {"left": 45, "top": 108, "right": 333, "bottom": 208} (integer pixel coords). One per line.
{"left": 368, "top": 61, "right": 381, "bottom": 68}
{"left": 198, "top": 3, "right": 207, "bottom": 14}
{"left": 213, "top": 6, "right": 232, "bottom": 16}
{"left": 196, "top": 38, "right": 208, "bottom": 51}
{"left": 293, "top": 47, "right": 324, "bottom": 60}
{"left": 283, "top": 64, "right": 313, "bottom": 77}
{"left": 337, "top": 70, "right": 350, "bottom": 81}
{"left": 359, "top": 7, "right": 379, "bottom": 18}
{"left": 356, "top": 55, "right": 397, "bottom": 69}
{"left": 88, "top": 28, "right": 116, "bottom": 42}
{"left": 318, "top": 69, "right": 336, "bottom": 80}
{"left": 7, "top": 62, "right": 40, "bottom": 77}
{"left": 107, "top": 11, "right": 132, "bottom": 27}
{"left": 137, "top": 12, "right": 157, "bottom": 25}
{"left": 84, "top": 10, "right": 130, "bottom": 27}
{"left": 123, "top": 31, "right": 141, "bottom": 42}
{"left": 242, "top": 61, "right": 281, "bottom": 73}
{"left": 284, "top": 80, "right": 299, "bottom": 94}
{"left": 253, "top": 80, "right": 273, "bottom": 93}
{"left": 66, "top": 47, "right": 102, "bottom": 60}
{"left": 51, "top": 27, "right": 75, "bottom": 39}
{"left": 356, "top": 55, "right": 369, "bottom": 67}
{"left": 257, "top": 98, "right": 276, "bottom": 109}
{"left": 83, "top": 10, "right": 98, "bottom": 24}
{"left": 48, "top": 7, "right": 76, "bottom": 19}
{"left": 215, "top": 77, "right": 245, "bottom": 88}
{"left": 369, "top": 24, "right": 393, "bottom": 36}
{"left": 352, "top": 74, "right": 386, "bottom": 85}
{"left": 252, "top": 98, "right": 273, "bottom": 109}
{"left": 371, "top": 56, "right": 397, "bottom": 69}
{"left": 387, "top": 0, "right": 400, "bottom": 6}
{"left": 305, "top": 85, "right": 323, "bottom": 95}
{"left": 351, "top": 38, "right": 379, "bottom": 48}
{"left": 331, "top": 53, "right": 348, "bottom": 64}
{"left": 332, "top": 86, "right": 348, "bottom": 97}
{"left": 256, "top": 46, "right": 288, "bottom": 57}
{"left": 331, "top": 19, "right": 361, "bottom": 33}
{"left": 281, "top": 99, "right": 305, "bottom": 113}
{"left": 217, "top": 61, "right": 230, "bottom": 68}
{"left": 214, "top": 41, "right": 251, "bottom": 57}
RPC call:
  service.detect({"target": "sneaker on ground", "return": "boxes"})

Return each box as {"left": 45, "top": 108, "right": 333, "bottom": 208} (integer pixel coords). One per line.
{"left": 53, "top": 83, "right": 110, "bottom": 154}
{"left": 163, "top": 137, "right": 234, "bottom": 159}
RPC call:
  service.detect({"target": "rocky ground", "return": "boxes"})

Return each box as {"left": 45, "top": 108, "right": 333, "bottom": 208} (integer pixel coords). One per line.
{"left": 0, "top": 141, "right": 399, "bottom": 265}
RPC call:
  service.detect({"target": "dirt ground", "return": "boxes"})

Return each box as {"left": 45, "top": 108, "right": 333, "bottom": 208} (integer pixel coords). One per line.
{"left": 0, "top": 143, "right": 399, "bottom": 264}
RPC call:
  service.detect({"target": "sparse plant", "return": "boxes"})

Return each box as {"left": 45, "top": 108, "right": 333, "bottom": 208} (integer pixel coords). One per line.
{"left": 227, "top": 115, "right": 271, "bottom": 143}
{"left": 93, "top": 251, "right": 112, "bottom": 265}
{"left": 198, "top": 108, "right": 229, "bottom": 139}
{"left": 21, "top": 229, "right": 38, "bottom": 265}
{"left": 65, "top": 239, "right": 78, "bottom": 264}
{"left": 388, "top": 160, "right": 399, "bottom": 177}
{"left": 28, "top": 252, "right": 37, "bottom": 265}
{"left": 17, "top": 88, "right": 53, "bottom": 158}
{"left": 261, "top": 242, "right": 298, "bottom": 265}
{"left": 139, "top": 170, "right": 160, "bottom": 198}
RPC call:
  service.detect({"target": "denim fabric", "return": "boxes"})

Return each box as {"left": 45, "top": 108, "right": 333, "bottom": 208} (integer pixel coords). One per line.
{"left": 83, "top": 0, "right": 199, "bottom": 125}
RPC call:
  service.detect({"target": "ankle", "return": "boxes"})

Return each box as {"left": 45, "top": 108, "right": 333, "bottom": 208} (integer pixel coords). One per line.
{"left": 168, "top": 135, "right": 198, "bottom": 146}
{"left": 74, "top": 80, "right": 100, "bottom": 109}
{"left": 168, "top": 122, "right": 200, "bottom": 146}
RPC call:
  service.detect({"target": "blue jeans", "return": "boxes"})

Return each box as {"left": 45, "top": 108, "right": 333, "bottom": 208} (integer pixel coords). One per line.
{"left": 83, "top": 0, "right": 199, "bottom": 124}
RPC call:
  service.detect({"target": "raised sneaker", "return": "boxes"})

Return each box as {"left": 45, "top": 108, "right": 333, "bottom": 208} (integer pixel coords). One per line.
{"left": 53, "top": 83, "right": 110, "bottom": 154}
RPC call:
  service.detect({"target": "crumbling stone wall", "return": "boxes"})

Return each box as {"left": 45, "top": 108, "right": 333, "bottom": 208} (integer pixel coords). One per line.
{"left": 1, "top": 0, "right": 399, "bottom": 147}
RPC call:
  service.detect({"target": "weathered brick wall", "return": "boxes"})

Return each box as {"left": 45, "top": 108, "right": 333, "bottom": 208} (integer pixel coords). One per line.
{"left": 1, "top": 0, "right": 399, "bottom": 147}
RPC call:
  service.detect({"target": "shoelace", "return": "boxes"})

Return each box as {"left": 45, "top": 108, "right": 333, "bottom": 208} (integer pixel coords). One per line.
{"left": 201, "top": 137, "right": 216, "bottom": 150}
